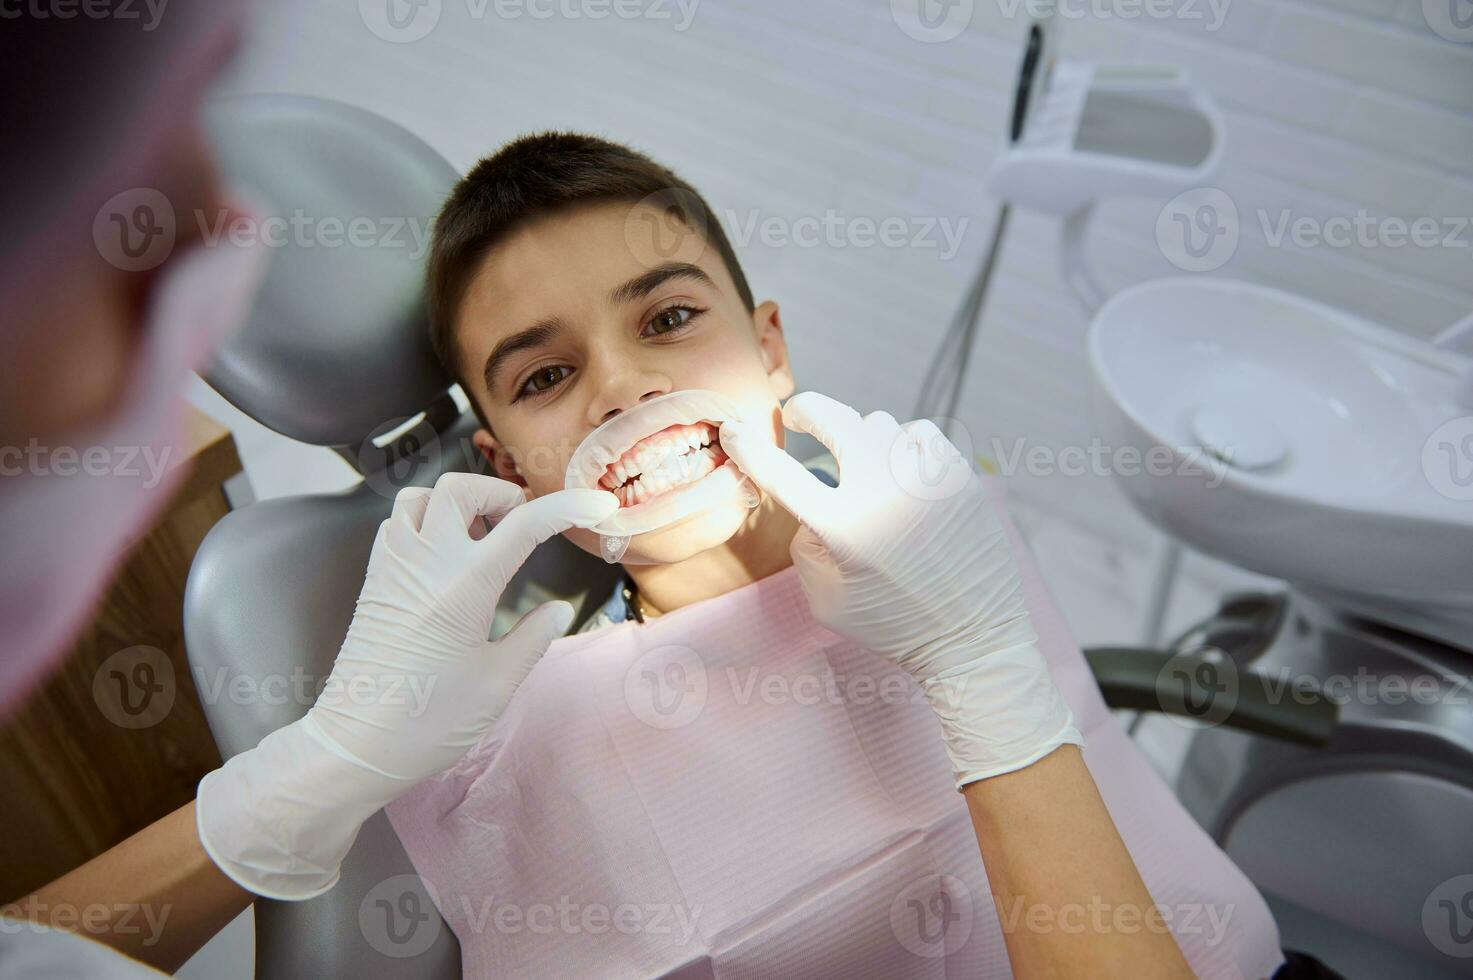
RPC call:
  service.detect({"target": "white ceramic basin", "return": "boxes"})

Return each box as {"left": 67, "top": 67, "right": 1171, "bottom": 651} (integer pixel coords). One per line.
{"left": 1089, "top": 278, "right": 1473, "bottom": 645}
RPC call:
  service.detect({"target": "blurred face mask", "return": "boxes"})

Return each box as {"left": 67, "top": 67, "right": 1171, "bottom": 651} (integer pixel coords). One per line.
{"left": 0, "top": 231, "right": 269, "bottom": 720}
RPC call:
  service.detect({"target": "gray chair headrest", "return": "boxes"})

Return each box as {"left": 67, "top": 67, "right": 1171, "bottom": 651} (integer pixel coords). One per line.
{"left": 202, "top": 94, "right": 459, "bottom": 450}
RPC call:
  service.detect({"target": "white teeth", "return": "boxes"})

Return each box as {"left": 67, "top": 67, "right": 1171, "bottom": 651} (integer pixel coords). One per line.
{"left": 614, "top": 445, "right": 718, "bottom": 508}
{"left": 603, "top": 422, "right": 721, "bottom": 501}
{"left": 632, "top": 438, "right": 676, "bottom": 484}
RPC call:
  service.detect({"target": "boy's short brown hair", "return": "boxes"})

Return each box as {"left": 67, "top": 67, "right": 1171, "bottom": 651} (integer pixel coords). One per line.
{"left": 426, "top": 132, "right": 755, "bottom": 396}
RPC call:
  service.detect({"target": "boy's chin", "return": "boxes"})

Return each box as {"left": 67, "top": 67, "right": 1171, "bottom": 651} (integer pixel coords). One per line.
{"left": 591, "top": 500, "right": 750, "bottom": 566}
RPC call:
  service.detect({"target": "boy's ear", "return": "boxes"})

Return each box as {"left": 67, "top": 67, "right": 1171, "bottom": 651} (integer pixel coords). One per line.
{"left": 753, "top": 300, "right": 795, "bottom": 400}
{"left": 472, "top": 427, "right": 528, "bottom": 488}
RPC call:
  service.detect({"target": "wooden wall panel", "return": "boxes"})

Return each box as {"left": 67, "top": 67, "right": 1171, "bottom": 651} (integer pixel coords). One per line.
{"left": 0, "top": 409, "right": 241, "bottom": 899}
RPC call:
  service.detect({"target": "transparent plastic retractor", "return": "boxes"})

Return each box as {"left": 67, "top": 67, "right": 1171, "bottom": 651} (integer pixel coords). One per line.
{"left": 564, "top": 390, "right": 761, "bottom": 563}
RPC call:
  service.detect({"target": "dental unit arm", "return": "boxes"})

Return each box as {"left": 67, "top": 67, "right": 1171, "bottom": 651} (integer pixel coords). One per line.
{"left": 989, "top": 60, "right": 1226, "bottom": 316}
{"left": 917, "top": 14, "right": 1223, "bottom": 458}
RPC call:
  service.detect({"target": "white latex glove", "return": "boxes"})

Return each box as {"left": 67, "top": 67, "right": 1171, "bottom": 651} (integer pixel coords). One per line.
{"left": 720, "top": 393, "right": 1081, "bottom": 787}
{"left": 197, "top": 473, "right": 618, "bottom": 899}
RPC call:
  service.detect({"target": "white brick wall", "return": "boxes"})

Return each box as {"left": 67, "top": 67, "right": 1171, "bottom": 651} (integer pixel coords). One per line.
{"left": 210, "top": 0, "right": 1473, "bottom": 645}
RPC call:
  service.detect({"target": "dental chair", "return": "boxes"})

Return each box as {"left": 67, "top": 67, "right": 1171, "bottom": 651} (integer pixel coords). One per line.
{"left": 185, "top": 96, "right": 1336, "bottom": 979}
{"left": 185, "top": 94, "right": 625, "bottom": 977}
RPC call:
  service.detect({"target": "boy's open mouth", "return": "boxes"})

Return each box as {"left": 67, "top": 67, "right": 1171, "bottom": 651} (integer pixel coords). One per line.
{"left": 598, "top": 421, "right": 730, "bottom": 509}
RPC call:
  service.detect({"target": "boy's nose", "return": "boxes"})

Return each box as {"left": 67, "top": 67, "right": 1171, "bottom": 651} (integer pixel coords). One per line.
{"left": 591, "top": 378, "right": 673, "bottom": 427}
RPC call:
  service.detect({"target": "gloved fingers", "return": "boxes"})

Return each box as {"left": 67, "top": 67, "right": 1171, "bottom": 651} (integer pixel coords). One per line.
{"left": 903, "top": 417, "right": 973, "bottom": 459}
{"left": 862, "top": 409, "right": 902, "bottom": 436}
{"left": 719, "top": 419, "right": 833, "bottom": 532}
{"left": 790, "top": 525, "right": 829, "bottom": 563}
{"left": 370, "top": 517, "right": 392, "bottom": 557}
{"left": 490, "top": 599, "right": 576, "bottom": 681}
{"left": 389, "top": 486, "right": 434, "bottom": 533}
{"left": 421, "top": 472, "right": 526, "bottom": 543}
{"left": 900, "top": 417, "right": 945, "bottom": 443}
{"left": 479, "top": 489, "right": 619, "bottom": 575}
{"left": 898, "top": 418, "right": 976, "bottom": 490}
{"left": 781, "top": 392, "right": 865, "bottom": 472}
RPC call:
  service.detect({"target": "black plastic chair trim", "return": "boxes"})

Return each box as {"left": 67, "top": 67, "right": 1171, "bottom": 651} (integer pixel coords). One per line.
{"left": 1086, "top": 646, "right": 1339, "bottom": 747}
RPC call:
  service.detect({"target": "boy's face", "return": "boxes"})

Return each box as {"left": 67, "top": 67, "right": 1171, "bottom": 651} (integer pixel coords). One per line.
{"left": 456, "top": 199, "right": 794, "bottom": 564}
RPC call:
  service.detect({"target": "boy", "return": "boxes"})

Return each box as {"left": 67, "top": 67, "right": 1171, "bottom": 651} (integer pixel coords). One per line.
{"left": 392, "top": 131, "right": 1279, "bottom": 978}
{"left": 426, "top": 132, "right": 804, "bottom": 623}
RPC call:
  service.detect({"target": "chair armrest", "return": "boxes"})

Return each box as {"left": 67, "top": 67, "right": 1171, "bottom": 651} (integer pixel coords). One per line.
{"left": 1085, "top": 646, "right": 1339, "bottom": 747}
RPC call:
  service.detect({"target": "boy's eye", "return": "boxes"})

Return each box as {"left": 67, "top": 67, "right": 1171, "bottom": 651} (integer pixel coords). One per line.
{"left": 646, "top": 305, "right": 703, "bottom": 336}
{"left": 519, "top": 364, "right": 571, "bottom": 399}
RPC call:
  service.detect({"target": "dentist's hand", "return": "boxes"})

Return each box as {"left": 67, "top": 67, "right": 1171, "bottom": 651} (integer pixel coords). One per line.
{"left": 197, "top": 475, "right": 618, "bottom": 899}
{"left": 720, "top": 393, "right": 1081, "bottom": 788}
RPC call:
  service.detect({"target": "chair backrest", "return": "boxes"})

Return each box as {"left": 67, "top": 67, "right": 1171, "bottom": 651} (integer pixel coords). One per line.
{"left": 183, "top": 95, "right": 621, "bottom": 979}
{"left": 202, "top": 93, "right": 453, "bottom": 449}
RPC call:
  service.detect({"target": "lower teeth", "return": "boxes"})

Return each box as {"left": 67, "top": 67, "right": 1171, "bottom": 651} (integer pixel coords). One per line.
{"left": 622, "top": 447, "right": 716, "bottom": 506}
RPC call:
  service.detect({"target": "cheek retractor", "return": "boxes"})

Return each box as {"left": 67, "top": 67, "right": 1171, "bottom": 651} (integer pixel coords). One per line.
{"left": 564, "top": 390, "right": 762, "bottom": 563}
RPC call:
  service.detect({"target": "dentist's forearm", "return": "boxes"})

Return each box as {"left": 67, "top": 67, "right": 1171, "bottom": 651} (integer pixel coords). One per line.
{"left": 8, "top": 801, "right": 252, "bottom": 973}
{"left": 962, "top": 746, "right": 1194, "bottom": 980}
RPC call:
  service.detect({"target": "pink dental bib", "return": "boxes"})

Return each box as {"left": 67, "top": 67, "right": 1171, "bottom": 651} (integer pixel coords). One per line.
{"left": 386, "top": 478, "right": 1283, "bottom": 979}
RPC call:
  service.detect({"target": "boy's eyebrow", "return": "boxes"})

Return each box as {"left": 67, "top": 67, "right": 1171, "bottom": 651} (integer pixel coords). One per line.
{"left": 482, "top": 264, "right": 715, "bottom": 395}
{"left": 483, "top": 318, "right": 563, "bottom": 395}
{"left": 607, "top": 262, "right": 715, "bottom": 307}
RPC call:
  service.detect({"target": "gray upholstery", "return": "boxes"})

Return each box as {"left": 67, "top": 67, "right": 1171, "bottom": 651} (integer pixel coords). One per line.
{"left": 183, "top": 96, "right": 622, "bottom": 979}
{"left": 202, "top": 94, "right": 457, "bottom": 449}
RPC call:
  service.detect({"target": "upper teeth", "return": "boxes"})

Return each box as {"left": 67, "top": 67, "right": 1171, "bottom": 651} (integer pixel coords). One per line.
{"left": 601, "top": 423, "right": 717, "bottom": 492}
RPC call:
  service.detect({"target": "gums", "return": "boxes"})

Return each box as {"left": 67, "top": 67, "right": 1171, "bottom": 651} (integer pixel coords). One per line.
{"left": 598, "top": 421, "right": 729, "bottom": 509}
